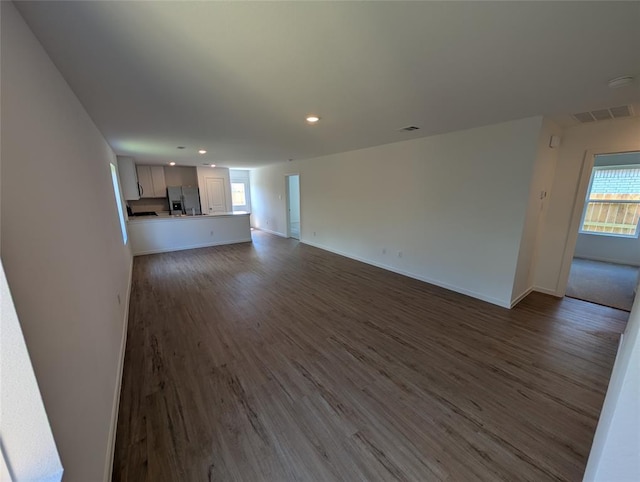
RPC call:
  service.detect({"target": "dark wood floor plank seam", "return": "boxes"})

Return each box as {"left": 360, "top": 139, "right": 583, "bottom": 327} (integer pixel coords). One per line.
{"left": 113, "top": 231, "right": 627, "bottom": 482}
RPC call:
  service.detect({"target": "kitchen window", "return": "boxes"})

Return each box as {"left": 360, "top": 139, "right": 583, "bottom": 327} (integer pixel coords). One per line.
{"left": 229, "top": 169, "right": 252, "bottom": 213}
{"left": 231, "top": 183, "right": 247, "bottom": 207}
{"left": 579, "top": 165, "right": 640, "bottom": 238}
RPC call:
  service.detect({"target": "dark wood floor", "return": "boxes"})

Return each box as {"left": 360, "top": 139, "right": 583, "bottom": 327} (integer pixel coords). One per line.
{"left": 113, "top": 231, "right": 627, "bottom": 482}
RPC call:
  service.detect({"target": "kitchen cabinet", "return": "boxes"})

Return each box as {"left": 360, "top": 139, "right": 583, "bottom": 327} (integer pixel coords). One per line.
{"left": 117, "top": 157, "right": 140, "bottom": 201}
{"left": 128, "top": 213, "right": 251, "bottom": 255}
{"left": 136, "top": 165, "right": 167, "bottom": 198}
{"left": 151, "top": 167, "right": 167, "bottom": 197}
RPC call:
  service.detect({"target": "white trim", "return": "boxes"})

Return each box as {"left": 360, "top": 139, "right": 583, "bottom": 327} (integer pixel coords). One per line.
{"left": 578, "top": 229, "right": 640, "bottom": 240}
{"left": 557, "top": 146, "right": 640, "bottom": 297}
{"left": 132, "top": 238, "right": 252, "bottom": 256}
{"left": 510, "top": 287, "right": 534, "bottom": 308}
{"left": 284, "top": 173, "right": 301, "bottom": 240}
{"left": 301, "top": 239, "right": 511, "bottom": 308}
{"left": 103, "top": 257, "right": 133, "bottom": 482}
{"left": 574, "top": 255, "right": 640, "bottom": 268}
{"left": 577, "top": 164, "right": 640, "bottom": 239}
{"left": 533, "top": 285, "right": 562, "bottom": 297}
{"left": 229, "top": 169, "right": 252, "bottom": 213}
{"left": 255, "top": 227, "right": 287, "bottom": 238}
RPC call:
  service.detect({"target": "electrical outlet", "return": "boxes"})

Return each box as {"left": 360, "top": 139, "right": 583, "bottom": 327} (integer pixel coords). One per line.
{"left": 313, "top": 231, "right": 316, "bottom": 236}
{"left": 117, "top": 293, "right": 121, "bottom": 305}
{"left": 382, "top": 248, "right": 387, "bottom": 254}
{"left": 397, "top": 251, "right": 403, "bottom": 258}
{"left": 210, "top": 230, "right": 214, "bottom": 236}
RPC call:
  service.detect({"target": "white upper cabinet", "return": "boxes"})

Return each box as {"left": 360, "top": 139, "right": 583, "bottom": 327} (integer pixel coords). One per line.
{"left": 136, "top": 165, "right": 152, "bottom": 198}
{"left": 117, "top": 157, "right": 140, "bottom": 201}
{"left": 136, "top": 165, "right": 167, "bottom": 198}
{"left": 150, "top": 166, "right": 167, "bottom": 197}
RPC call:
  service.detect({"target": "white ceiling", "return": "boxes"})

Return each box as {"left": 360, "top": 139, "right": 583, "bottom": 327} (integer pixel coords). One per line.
{"left": 14, "top": 1, "right": 640, "bottom": 168}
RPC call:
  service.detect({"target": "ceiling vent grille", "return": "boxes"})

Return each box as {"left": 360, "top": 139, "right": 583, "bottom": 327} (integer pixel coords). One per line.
{"left": 398, "top": 125, "right": 420, "bottom": 132}
{"left": 572, "top": 105, "right": 634, "bottom": 123}
{"left": 609, "top": 105, "right": 633, "bottom": 118}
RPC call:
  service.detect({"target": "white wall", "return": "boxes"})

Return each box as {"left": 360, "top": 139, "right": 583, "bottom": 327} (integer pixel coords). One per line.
{"left": 1, "top": 261, "right": 63, "bottom": 481}
{"left": 252, "top": 117, "right": 544, "bottom": 307}
{"left": 534, "top": 117, "right": 640, "bottom": 295}
{"left": 1, "top": 3, "right": 133, "bottom": 481}
{"left": 164, "top": 165, "right": 198, "bottom": 187}
{"left": 129, "top": 215, "right": 251, "bottom": 256}
{"left": 511, "top": 118, "right": 562, "bottom": 304}
{"left": 583, "top": 290, "right": 640, "bottom": 481}
{"left": 573, "top": 152, "right": 640, "bottom": 267}
{"left": 575, "top": 234, "right": 640, "bottom": 267}
{"left": 251, "top": 163, "right": 293, "bottom": 235}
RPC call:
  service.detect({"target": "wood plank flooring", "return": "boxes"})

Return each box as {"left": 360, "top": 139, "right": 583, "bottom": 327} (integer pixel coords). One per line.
{"left": 113, "top": 230, "right": 628, "bottom": 482}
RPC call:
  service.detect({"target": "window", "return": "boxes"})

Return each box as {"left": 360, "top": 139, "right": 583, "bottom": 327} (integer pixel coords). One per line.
{"left": 230, "top": 169, "right": 251, "bottom": 212}
{"left": 110, "top": 163, "right": 128, "bottom": 244}
{"left": 231, "top": 182, "right": 247, "bottom": 207}
{"left": 579, "top": 165, "right": 640, "bottom": 238}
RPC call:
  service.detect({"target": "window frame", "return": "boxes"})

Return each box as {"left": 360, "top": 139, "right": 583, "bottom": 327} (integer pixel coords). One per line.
{"left": 578, "top": 164, "right": 640, "bottom": 239}
{"left": 231, "top": 182, "right": 247, "bottom": 208}
{"left": 229, "top": 170, "right": 252, "bottom": 213}
{"left": 110, "top": 163, "right": 129, "bottom": 245}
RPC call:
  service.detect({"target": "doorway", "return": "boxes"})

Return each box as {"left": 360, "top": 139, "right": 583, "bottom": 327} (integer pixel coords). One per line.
{"left": 564, "top": 151, "right": 640, "bottom": 311}
{"left": 286, "top": 175, "right": 300, "bottom": 240}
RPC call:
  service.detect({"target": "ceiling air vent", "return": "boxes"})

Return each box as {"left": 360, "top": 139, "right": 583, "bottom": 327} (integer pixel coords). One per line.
{"left": 398, "top": 125, "right": 420, "bottom": 132}
{"left": 610, "top": 105, "right": 633, "bottom": 118}
{"left": 572, "top": 105, "right": 634, "bottom": 123}
{"left": 573, "top": 112, "right": 596, "bottom": 123}
{"left": 591, "top": 109, "right": 613, "bottom": 121}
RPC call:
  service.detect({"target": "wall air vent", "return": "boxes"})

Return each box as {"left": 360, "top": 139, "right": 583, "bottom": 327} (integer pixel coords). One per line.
{"left": 572, "top": 105, "right": 634, "bottom": 123}
{"left": 398, "top": 125, "right": 420, "bottom": 132}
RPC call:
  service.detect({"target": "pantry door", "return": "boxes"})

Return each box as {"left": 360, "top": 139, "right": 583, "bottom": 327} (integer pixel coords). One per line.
{"left": 205, "top": 177, "right": 227, "bottom": 213}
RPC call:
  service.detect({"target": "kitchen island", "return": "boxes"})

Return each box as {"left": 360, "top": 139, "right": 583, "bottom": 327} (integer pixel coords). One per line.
{"left": 128, "top": 212, "right": 251, "bottom": 256}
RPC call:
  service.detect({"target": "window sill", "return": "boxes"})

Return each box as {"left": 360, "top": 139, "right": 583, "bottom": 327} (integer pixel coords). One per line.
{"left": 579, "top": 231, "right": 640, "bottom": 240}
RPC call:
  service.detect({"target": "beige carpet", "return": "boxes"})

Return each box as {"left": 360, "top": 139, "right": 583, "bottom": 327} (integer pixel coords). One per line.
{"left": 566, "top": 258, "right": 639, "bottom": 312}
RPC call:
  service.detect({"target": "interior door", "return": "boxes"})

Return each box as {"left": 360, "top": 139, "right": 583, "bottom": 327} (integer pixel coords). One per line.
{"left": 205, "top": 178, "right": 227, "bottom": 213}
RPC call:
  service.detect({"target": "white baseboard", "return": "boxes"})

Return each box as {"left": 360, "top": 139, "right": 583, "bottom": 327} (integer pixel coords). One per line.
{"left": 255, "top": 227, "right": 287, "bottom": 238}
{"left": 301, "top": 239, "right": 511, "bottom": 309}
{"left": 132, "top": 238, "right": 252, "bottom": 256}
{"left": 575, "top": 255, "right": 640, "bottom": 267}
{"left": 533, "top": 285, "right": 562, "bottom": 297}
{"left": 104, "top": 257, "right": 133, "bottom": 482}
{"left": 510, "top": 287, "right": 534, "bottom": 308}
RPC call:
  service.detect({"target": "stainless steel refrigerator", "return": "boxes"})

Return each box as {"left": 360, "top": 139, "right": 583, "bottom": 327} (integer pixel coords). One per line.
{"left": 167, "top": 186, "right": 202, "bottom": 215}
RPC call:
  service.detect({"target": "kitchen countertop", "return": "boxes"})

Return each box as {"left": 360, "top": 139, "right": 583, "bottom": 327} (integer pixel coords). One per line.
{"left": 127, "top": 212, "right": 249, "bottom": 223}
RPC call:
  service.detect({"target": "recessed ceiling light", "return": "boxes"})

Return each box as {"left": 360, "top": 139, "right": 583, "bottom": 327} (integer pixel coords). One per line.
{"left": 177, "top": 146, "right": 185, "bottom": 149}
{"left": 198, "top": 149, "right": 207, "bottom": 154}
{"left": 306, "top": 115, "right": 320, "bottom": 124}
{"left": 210, "top": 164, "right": 216, "bottom": 168}
{"left": 169, "top": 161, "right": 176, "bottom": 166}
